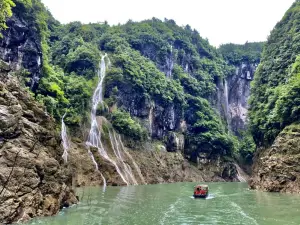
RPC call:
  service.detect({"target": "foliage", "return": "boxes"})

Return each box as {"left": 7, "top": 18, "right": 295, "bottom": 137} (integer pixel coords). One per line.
{"left": 0, "top": 0, "right": 15, "bottom": 37}
{"left": 237, "top": 132, "right": 256, "bottom": 164}
{"left": 111, "top": 109, "right": 147, "bottom": 140}
{"left": 219, "top": 42, "right": 264, "bottom": 65}
{"left": 6, "top": 2, "right": 236, "bottom": 156}
{"left": 184, "top": 94, "right": 234, "bottom": 157}
{"left": 249, "top": 0, "right": 300, "bottom": 146}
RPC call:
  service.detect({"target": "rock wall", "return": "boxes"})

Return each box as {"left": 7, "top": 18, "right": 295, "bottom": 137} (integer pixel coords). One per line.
{"left": 227, "top": 62, "right": 256, "bottom": 136}
{"left": 0, "top": 63, "right": 77, "bottom": 224}
{"left": 215, "top": 61, "right": 257, "bottom": 136}
{"left": 249, "top": 124, "right": 300, "bottom": 193}
{"left": 68, "top": 131, "right": 239, "bottom": 187}
{"left": 0, "top": 4, "right": 42, "bottom": 91}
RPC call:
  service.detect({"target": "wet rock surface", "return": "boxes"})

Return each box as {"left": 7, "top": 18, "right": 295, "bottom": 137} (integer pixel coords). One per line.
{"left": 214, "top": 61, "right": 257, "bottom": 136}
{"left": 227, "top": 62, "right": 256, "bottom": 136}
{"left": 0, "top": 65, "right": 77, "bottom": 224}
{"left": 68, "top": 134, "right": 238, "bottom": 187}
{"left": 249, "top": 125, "right": 300, "bottom": 193}
{"left": 0, "top": 4, "right": 43, "bottom": 91}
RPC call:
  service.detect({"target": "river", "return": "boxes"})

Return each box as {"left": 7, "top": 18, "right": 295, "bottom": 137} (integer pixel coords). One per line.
{"left": 25, "top": 182, "right": 300, "bottom": 225}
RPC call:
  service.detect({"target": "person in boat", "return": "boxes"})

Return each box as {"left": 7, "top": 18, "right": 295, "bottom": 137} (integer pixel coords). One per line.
{"left": 194, "top": 185, "right": 208, "bottom": 198}
{"left": 195, "top": 187, "right": 201, "bottom": 195}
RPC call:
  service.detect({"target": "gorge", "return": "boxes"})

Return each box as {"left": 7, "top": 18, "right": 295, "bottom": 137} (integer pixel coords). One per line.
{"left": 0, "top": 0, "right": 300, "bottom": 224}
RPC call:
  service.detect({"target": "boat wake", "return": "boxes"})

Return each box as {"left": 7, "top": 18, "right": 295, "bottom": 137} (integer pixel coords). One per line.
{"left": 190, "top": 194, "right": 215, "bottom": 199}
{"left": 230, "top": 201, "right": 259, "bottom": 225}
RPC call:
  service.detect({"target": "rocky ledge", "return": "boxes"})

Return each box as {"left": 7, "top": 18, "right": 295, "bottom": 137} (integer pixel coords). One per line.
{"left": 249, "top": 124, "right": 300, "bottom": 193}
{"left": 0, "top": 62, "right": 77, "bottom": 224}
{"left": 67, "top": 137, "right": 239, "bottom": 187}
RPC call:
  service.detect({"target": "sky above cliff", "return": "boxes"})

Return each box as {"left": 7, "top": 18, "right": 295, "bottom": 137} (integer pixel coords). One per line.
{"left": 41, "top": 0, "right": 294, "bottom": 47}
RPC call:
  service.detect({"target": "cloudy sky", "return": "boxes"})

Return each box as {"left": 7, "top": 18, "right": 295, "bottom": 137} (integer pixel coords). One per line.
{"left": 41, "top": 0, "right": 294, "bottom": 47}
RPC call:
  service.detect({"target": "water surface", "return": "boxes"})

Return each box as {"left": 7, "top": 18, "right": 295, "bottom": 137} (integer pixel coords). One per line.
{"left": 26, "top": 182, "right": 300, "bottom": 225}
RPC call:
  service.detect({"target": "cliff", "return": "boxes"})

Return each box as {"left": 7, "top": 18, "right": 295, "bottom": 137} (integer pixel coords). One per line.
{"left": 0, "top": 1, "right": 255, "bottom": 223}
{"left": 0, "top": 2, "right": 43, "bottom": 91}
{"left": 0, "top": 61, "right": 77, "bottom": 224}
{"left": 250, "top": 124, "right": 300, "bottom": 193}
{"left": 219, "top": 42, "right": 263, "bottom": 136}
{"left": 249, "top": 0, "right": 300, "bottom": 192}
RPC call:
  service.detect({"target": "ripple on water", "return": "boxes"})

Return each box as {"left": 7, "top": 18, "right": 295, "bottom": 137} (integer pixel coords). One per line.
{"left": 24, "top": 183, "right": 300, "bottom": 225}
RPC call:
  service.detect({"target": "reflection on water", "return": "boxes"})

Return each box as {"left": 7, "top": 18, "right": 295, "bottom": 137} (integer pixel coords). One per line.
{"left": 25, "top": 183, "right": 300, "bottom": 225}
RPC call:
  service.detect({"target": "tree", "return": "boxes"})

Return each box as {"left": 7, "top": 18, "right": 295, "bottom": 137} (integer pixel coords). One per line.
{"left": 0, "top": 0, "right": 15, "bottom": 37}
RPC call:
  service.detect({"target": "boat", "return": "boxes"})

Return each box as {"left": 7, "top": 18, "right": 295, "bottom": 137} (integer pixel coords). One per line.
{"left": 193, "top": 185, "right": 209, "bottom": 198}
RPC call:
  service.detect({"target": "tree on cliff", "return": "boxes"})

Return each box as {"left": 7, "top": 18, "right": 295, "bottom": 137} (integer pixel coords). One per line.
{"left": 249, "top": 0, "right": 300, "bottom": 146}
{"left": 0, "top": 0, "right": 15, "bottom": 37}
{"left": 0, "top": 0, "right": 32, "bottom": 37}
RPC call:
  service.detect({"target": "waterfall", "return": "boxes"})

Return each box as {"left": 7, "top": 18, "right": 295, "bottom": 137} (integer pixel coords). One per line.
{"left": 149, "top": 102, "right": 154, "bottom": 137}
{"left": 224, "top": 79, "right": 229, "bottom": 113}
{"left": 234, "top": 163, "right": 248, "bottom": 182}
{"left": 117, "top": 133, "right": 146, "bottom": 185}
{"left": 169, "top": 105, "right": 175, "bottom": 130}
{"left": 16, "top": 46, "right": 23, "bottom": 71}
{"left": 174, "top": 135, "right": 179, "bottom": 151}
{"left": 224, "top": 79, "right": 230, "bottom": 129}
{"left": 166, "top": 45, "right": 174, "bottom": 78}
{"left": 86, "top": 54, "right": 128, "bottom": 187}
{"left": 61, "top": 113, "right": 69, "bottom": 163}
{"left": 184, "top": 63, "right": 189, "bottom": 73}
{"left": 109, "top": 131, "right": 137, "bottom": 185}
{"left": 37, "top": 56, "right": 41, "bottom": 67}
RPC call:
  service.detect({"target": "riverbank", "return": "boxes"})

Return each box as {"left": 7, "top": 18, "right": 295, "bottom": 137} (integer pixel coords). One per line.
{"left": 68, "top": 137, "right": 240, "bottom": 187}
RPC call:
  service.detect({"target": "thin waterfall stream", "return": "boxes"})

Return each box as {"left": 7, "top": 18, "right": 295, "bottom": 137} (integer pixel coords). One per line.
{"left": 85, "top": 54, "right": 130, "bottom": 187}
{"left": 61, "top": 113, "right": 69, "bottom": 163}
{"left": 112, "top": 131, "right": 138, "bottom": 185}
{"left": 117, "top": 133, "right": 146, "bottom": 184}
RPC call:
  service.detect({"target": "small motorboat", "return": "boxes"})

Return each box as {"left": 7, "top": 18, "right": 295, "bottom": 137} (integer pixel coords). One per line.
{"left": 193, "top": 185, "right": 209, "bottom": 198}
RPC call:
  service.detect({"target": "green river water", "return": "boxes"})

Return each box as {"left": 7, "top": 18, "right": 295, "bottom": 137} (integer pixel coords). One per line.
{"left": 25, "top": 182, "right": 300, "bottom": 225}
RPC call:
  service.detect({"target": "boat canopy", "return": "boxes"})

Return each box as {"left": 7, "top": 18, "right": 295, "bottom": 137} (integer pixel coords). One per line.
{"left": 194, "top": 185, "right": 208, "bottom": 190}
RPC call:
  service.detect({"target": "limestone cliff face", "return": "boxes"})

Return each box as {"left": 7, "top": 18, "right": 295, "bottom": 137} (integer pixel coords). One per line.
{"left": 0, "top": 4, "right": 43, "bottom": 91}
{"left": 214, "top": 61, "right": 257, "bottom": 136}
{"left": 0, "top": 63, "right": 77, "bottom": 224}
{"left": 227, "top": 62, "right": 257, "bottom": 136}
{"left": 112, "top": 87, "right": 184, "bottom": 153}
{"left": 68, "top": 125, "right": 239, "bottom": 187}
{"left": 249, "top": 124, "right": 300, "bottom": 193}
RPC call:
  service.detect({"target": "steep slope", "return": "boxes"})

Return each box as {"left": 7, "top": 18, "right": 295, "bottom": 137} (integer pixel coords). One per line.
{"left": 219, "top": 42, "right": 264, "bottom": 136}
{"left": 0, "top": 0, "right": 242, "bottom": 204}
{"left": 0, "top": 1, "right": 78, "bottom": 223}
{"left": 219, "top": 42, "right": 264, "bottom": 173}
{"left": 41, "top": 18, "right": 241, "bottom": 183}
{"left": 0, "top": 61, "right": 77, "bottom": 223}
{"left": 249, "top": 0, "right": 300, "bottom": 192}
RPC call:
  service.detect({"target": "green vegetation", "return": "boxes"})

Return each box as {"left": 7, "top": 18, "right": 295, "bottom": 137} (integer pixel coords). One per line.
{"left": 184, "top": 94, "right": 234, "bottom": 156}
{"left": 218, "top": 42, "right": 263, "bottom": 158}
{"left": 111, "top": 110, "right": 147, "bottom": 140}
{"left": 219, "top": 42, "right": 264, "bottom": 66}
{"left": 0, "top": 0, "right": 15, "bottom": 36}
{"left": 5, "top": 1, "right": 240, "bottom": 157}
{"left": 249, "top": 0, "right": 300, "bottom": 146}
{"left": 237, "top": 132, "right": 256, "bottom": 164}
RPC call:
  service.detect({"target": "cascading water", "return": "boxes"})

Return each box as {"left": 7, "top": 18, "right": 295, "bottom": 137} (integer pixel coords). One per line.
{"left": 224, "top": 79, "right": 229, "bottom": 113}
{"left": 109, "top": 130, "right": 137, "bottom": 185}
{"left": 117, "top": 133, "right": 146, "bottom": 185}
{"left": 149, "top": 102, "right": 154, "bottom": 137}
{"left": 166, "top": 45, "right": 174, "bottom": 78}
{"left": 61, "top": 113, "right": 69, "bottom": 163}
{"left": 169, "top": 105, "right": 175, "bottom": 130}
{"left": 86, "top": 54, "right": 128, "bottom": 187}
{"left": 224, "top": 79, "right": 230, "bottom": 130}
{"left": 234, "top": 164, "right": 248, "bottom": 182}
{"left": 185, "top": 63, "right": 189, "bottom": 73}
